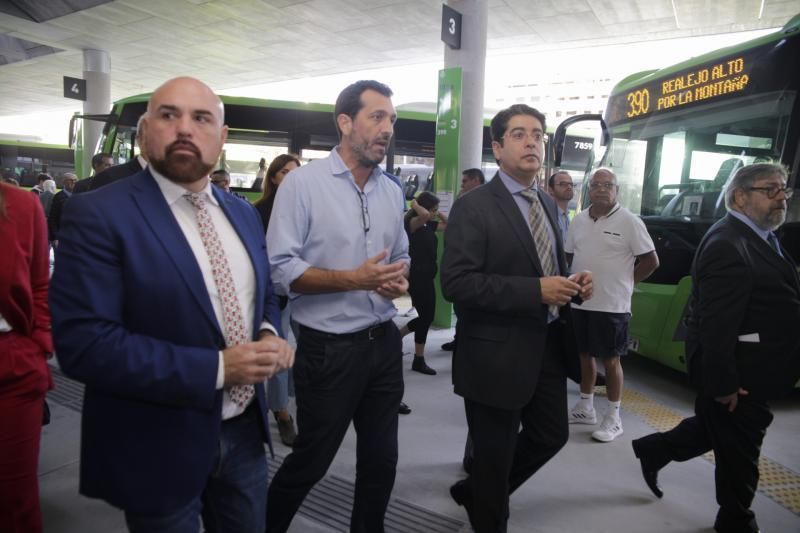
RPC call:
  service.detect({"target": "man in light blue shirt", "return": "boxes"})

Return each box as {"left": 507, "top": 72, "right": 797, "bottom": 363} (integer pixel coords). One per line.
{"left": 266, "top": 80, "right": 410, "bottom": 533}
{"left": 547, "top": 169, "right": 574, "bottom": 243}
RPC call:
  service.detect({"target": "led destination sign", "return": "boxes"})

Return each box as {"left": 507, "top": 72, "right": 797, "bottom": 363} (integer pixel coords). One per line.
{"left": 607, "top": 50, "right": 759, "bottom": 124}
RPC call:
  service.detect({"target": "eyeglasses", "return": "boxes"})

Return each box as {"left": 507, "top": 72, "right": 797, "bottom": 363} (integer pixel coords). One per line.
{"left": 357, "top": 191, "right": 370, "bottom": 233}
{"left": 589, "top": 182, "right": 616, "bottom": 190}
{"left": 505, "top": 130, "right": 547, "bottom": 144}
{"left": 747, "top": 186, "right": 793, "bottom": 199}
{"left": 555, "top": 182, "right": 575, "bottom": 188}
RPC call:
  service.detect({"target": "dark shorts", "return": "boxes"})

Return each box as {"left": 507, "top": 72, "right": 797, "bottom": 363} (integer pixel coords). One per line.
{"left": 572, "top": 308, "right": 631, "bottom": 358}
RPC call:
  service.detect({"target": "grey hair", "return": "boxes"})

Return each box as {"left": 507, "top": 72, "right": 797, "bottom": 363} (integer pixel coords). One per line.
{"left": 591, "top": 167, "right": 617, "bottom": 184}
{"left": 724, "top": 163, "right": 788, "bottom": 210}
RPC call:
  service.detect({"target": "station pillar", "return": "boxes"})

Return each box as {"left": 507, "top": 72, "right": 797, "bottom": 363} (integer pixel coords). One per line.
{"left": 82, "top": 49, "right": 111, "bottom": 177}
{"left": 432, "top": 0, "right": 488, "bottom": 328}
{"left": 444, "top": 0, "right": 488, "bottom": 175}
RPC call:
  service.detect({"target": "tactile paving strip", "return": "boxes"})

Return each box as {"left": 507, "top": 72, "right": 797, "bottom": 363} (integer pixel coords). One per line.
{"left": 48, "top": 366, "right": 85, "bottom": 412}
{"left": 621, "top": 387, "right": 800, "bottom": 515}
{"left": 49, "top": 367, "right": 467, "bottom": 532}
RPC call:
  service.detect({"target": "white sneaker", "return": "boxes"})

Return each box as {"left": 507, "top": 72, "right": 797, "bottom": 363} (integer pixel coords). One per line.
{"left": 592, "top": 415, "right": 623, "bottom": 442}
{"left": 568, "top": 404, "right": 597, "bottom": 425}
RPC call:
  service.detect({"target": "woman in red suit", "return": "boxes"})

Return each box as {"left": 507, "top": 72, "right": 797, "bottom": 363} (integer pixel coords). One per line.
{"left": 0, "top": 182, "right": 53, "bottom": 533}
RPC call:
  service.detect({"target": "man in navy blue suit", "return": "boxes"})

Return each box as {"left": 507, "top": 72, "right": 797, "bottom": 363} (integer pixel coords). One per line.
{"left": 50, "top": 77, "right": 294, "bottom": 533}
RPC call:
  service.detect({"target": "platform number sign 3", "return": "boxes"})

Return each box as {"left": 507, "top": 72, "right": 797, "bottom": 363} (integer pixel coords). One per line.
{"left": 441, "top": 4, "right": 462, "bottom": 50}
{"left": 63, "top": 76, "right": 87, "bottom": 101}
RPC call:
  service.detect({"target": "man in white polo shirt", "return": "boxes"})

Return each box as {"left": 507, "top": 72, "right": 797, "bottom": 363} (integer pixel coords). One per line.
{"left": 565, "top": 168, "right": 659, "bottom": 442}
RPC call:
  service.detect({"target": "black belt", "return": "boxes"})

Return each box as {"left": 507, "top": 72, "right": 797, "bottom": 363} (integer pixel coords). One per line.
{"left": 300, "top": 321, "right": 390, "bottom": 342}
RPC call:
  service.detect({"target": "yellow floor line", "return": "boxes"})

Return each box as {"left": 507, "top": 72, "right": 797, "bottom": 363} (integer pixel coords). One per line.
{"left": 594, "top": 386, "right": 800, "bottom": 514}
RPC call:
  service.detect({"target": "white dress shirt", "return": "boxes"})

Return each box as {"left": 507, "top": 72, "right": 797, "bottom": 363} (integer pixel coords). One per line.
{"left": 151, "top": 169, "right": 275, "bottom": 419}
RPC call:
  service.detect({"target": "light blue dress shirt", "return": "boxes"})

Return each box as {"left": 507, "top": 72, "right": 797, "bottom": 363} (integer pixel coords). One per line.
{"left": 267, "top": 148, "right": 410, "bottom": 334}
{"left": 557, "top": 206, "right": 569, "bottom": 243}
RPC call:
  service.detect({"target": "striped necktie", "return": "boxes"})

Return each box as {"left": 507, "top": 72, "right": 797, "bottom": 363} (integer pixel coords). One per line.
{"left": 519, "top": 189, "right": 559, "bottom": 316}
{"left": 185, "top": 192, "right": 254, "bottom": 407}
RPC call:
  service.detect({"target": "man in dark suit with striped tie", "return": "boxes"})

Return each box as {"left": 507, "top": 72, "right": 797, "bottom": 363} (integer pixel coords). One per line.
{"left": 632, "top": 163, "right": 800, "bottom": 533}
{"left": 441, "top": 104, "right": 593, "bottom": 532}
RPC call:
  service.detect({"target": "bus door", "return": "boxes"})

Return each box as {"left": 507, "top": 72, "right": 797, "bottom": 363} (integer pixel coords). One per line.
{"left": 69, "top": 112, "right": 119, "bottom": 178}
{"left": 551, "top": 114, "right": 607, "bottom": 215}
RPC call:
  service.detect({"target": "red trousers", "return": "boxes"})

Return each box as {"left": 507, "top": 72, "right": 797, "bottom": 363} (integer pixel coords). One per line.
{"left": 0, "top": 332, "right": 50, "bottom": 533}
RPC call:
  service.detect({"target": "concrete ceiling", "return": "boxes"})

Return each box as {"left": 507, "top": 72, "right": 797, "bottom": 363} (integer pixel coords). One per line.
{"left": 0, "top": 0, "right": 798, "bottom": 118}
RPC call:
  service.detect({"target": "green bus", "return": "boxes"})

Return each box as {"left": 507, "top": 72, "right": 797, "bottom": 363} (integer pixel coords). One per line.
{"left": 70, "top": 91, "right": 596, "bottom": 198}
{"left": 70, "top": 94, "right": 450, "bottom": 199}
{"left": 0, "top": 140, "right": 74, "bottom": 186}
{"left": 553, "top": 14, "right": 800, "bottom": 374}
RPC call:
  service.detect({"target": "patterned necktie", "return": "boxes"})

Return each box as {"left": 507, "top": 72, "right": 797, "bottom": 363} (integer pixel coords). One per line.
{"left": 519, "top": 189, "right": 559, "bottom": 316}
{"left": 185, "top": 192, "right": 254, "bottom": 406}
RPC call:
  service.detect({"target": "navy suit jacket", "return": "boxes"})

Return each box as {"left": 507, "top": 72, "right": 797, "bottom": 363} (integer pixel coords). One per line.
{"left": 50, "top": 169, "right": 281, "bottom": 514}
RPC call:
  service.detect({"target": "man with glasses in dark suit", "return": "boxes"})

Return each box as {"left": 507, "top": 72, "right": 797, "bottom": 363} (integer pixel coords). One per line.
{"left": 441, "top": 104, "right": 592, "bottom": 532}
{"left": 632, "top": 163, "right": 800, "bottom": 533}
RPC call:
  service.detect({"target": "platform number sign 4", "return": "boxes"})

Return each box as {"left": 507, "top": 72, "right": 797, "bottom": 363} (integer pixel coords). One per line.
{"left": 441, "top": 4, "right": 462, "bottom": 50}
{"left": 63, "top": 76, "right": 87, "bottom": 101}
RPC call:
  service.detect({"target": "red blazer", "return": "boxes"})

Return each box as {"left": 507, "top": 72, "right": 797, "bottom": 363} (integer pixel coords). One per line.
{"left": 0, "top": 184, "right": 53, "bottom": 389}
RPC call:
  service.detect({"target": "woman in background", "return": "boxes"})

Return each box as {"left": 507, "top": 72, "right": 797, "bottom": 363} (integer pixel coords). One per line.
{"left": 0, "top": 182, "right": 53, "bottom": 532}
{"left": 253, "top": 153, "right": 301, "bottom": 446}
{"left": 254, "top": 153, "right": 301, "bottom": 231}
{"left": 400, "top": 191, "right": 447, "bottom": 375}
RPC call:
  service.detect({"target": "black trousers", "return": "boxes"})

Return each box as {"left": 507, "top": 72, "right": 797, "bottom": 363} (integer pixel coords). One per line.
{"left": 638, "top": 394, "right": 773, "bottom": 533}
{"left": 463, "top": 326, "right": 569, "bottom": 533}
{"left": 407, "top": 273, "right": 436, "bottom": 345}
{"left": 265, "top": 322, "right": 404, "bottom": 533}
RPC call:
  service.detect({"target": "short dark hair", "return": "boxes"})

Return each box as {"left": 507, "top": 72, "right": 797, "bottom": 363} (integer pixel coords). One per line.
{"left": 404, "top": 191, "right": 440, "bottom": 227}
{"left": 333, "top": 80, "right": 393, "bottom": 139}
{"left": 462, "top": 168, "right": 485, "bottom": 184}
{"left": 36, "top": 172, "right": 50, "bottom": 184}
{"left": 210, "top": 169, "right": 230, "bottom": 179}
{"left": 548, "top": 170, "right": 571, "bottom": 189}
{"left": 416, "top": 191, "right": 440, "bottom": 211}
{"left": 490, "top": 104, "right": 547, "bottom": 146}
{"left": 91, "top": 153, "right": 111, "bottom": 169}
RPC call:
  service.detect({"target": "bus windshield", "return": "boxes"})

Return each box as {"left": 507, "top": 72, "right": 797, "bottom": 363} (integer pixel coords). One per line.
{"left": 602, "top": 91, "right": 795, "bottom": 219}
{"left": 552, "top": 13, "right": 800, "bottom": 377}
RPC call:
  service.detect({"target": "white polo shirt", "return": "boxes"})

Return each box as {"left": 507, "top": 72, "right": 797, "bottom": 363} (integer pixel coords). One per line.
{"left": 565, "top": 203, "right": 655, "bottom": 313}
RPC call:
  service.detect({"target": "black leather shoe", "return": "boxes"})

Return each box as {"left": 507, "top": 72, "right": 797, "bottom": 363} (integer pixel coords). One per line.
{"left": 398, "top": 402, "right": 411, "bottom": 415}
{"left": 632, "top": 438, "right": 664, "bottom": 498}
{"left": 441, "top": 340, "right": 456, "bottom": 351}
{"left": 412, "top": 357, "right": 437, "bottom": 375}
{"left": 449, "top": 480, "right": 476, "bottom": 527}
